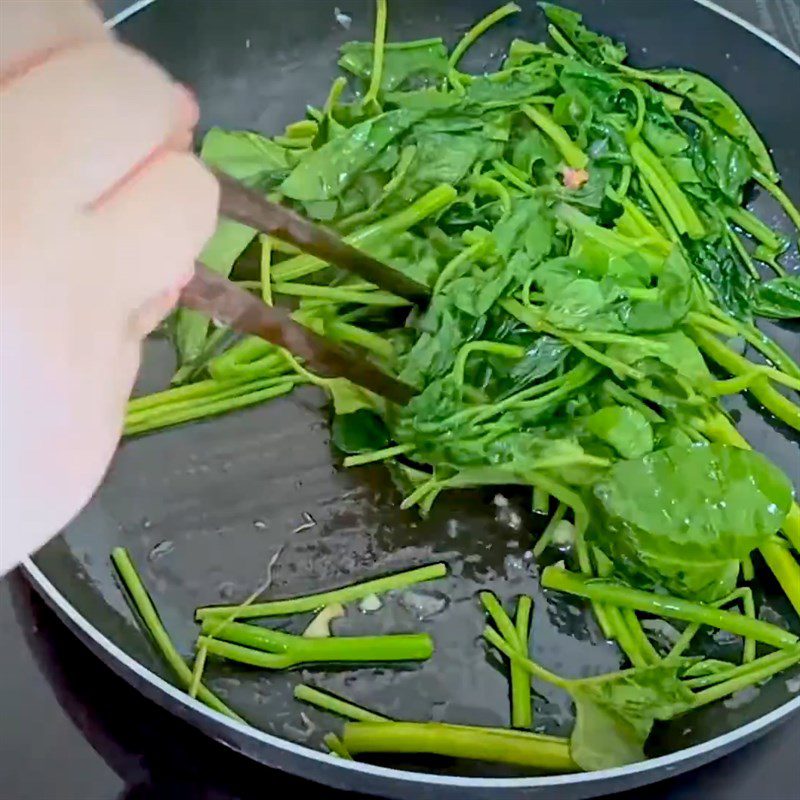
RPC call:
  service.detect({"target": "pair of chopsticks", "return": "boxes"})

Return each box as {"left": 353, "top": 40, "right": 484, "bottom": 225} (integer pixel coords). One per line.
{"left": 181, "top": 171, "right": 428, "bottom": 403}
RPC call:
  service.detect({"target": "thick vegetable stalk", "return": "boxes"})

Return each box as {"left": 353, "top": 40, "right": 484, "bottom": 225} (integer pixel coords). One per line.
{"left": 293, "top": 682, "right": 575, "bottom": 772}
{"left": 691, "top": 327, "right": 800, "bottom": 432}
{"left": 342, "top": 721, "right": 576, "bottom": 771}
{"left": 110, "top": 548, "right": 242, "bottom": 721}
{"left": 479, "top": 593, "right": 533, "bottom": 728}
{"left": 541, "top": 566, "right": 798, "bottom": 649}
{"left": 196, "top": 562, "right": 447, "bottom": 620}
{"left": 198, "top": 618, "right": 433, "bottom": 667}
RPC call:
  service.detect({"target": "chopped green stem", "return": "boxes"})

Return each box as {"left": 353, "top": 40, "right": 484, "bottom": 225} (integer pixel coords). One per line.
{"left": 619, "top": 199, "right": 668, "bottom": 246}
{"left": 759, "top": 541, "right": 800, "bottom": 618}
{"left": 363, "top": 0, "right": 388, "bottom": 106}
{"left": 630, "top": 140, "right": 704, "bottom": 238}
{"left": 318, "top": 319, "right": 395, "bottom": 361}
{"left": 471, "top": 175, "right": 512, "bottom": 214}
{"left": 522, "top": 104, "right": 588, "bottom": 169}
{"left": 343, "top": 443, "right": 413, "bottom": 467}
{"left": 741, "top": 323, "right": 800, "bottom": 381}
{"left": 480, "top": 592, "right": 521, "bottom": 649}
{"left": 684, "top": 649, "right": 790, "bottom": 689}
{"left": 188, "top": 645, "right": 208, "bottom": 699}
{"left": 453, "top": 342, "right": 525, "bottom": 387}
{"left": 615, "top": 164, "right": 633, "bottom": 199}
{"left": 512, "top": 596, "right": 534, "bottom": 729}
{"left": 124, "top": 381, "right": 297, "bottom": 436}
{"left": 603, "top": 381, "right": 664, "bottom": 423}
{"left": 691, "top": 646, "right": 800, "bottom": 708}
{"left": 687, "top": 311, "right": 738, "bottom": 337}
{"left": 741, "top": 587, "right": 756, "bottom": 664}
{"left": 294, "top": 684, "right": 390, "bottom": 722}
{"left": 533, "top": 502, "right": 567, "bottom": 557}
{"left": 325, "top": 733, "right": 354, "bottom": 759}
{"left": 605, "top": 605, "right": 649, "bottom": 667}
{"left": 626, "top": 85, "right": 646, "bottom": 142}
{"left": 533, "top": 486, "right": 550, "bottom": 514}
{"left": 126, "top": 375, "right": 290, "bottom": 425}
{"left": 622, "top": 608, "right": 661, "bottom": 665}
{"left": 196, "top": 563, "right": 448, "bottom": 620}
{"left": 342, "top": 721, "right": 575, "bottom": 771}
{"left": 127, "top": 375, "right": 246, "bottom": 414}
{"left": 527, "top": 473, "right": 590, "bottom": 574}
{"left": 325, "top": 76, "right": 348, "bottom": 114}
{"left": 704, "top": 372, "right": 763, "bottom": 396}
{"left": 692, "top": 328, "right": 800, "bottom": 431}
{"left": 726, "top": 206, "right": 787, "bottom": 253}
{"left": 636, "top": 173, "right": 680, "bottom": 242}
{"left": 541, "top": 566, "right": 798, "bottom": 649}
{"left": 448, "top": 2, "right": 521, "bottom": 69}
{"left": 547, "top": 23, "right": 578, "bottom": 57}
{"left": 271, "top": 185, "right": 456, "bottom": 282}
{"left": 726, "top": 226, "right": 760, "bottom": 280}
{"left": 665, "top": 623, "right": 700, "bottom": 663}
{"left": 483, "top": 626, "right": 571, "bottom": 689}
{"left": 199, "top": 621, "right": 433, "bottom": 666}
{"left": 556, "top": 331, "right": 645, "bottom": 381}
{"left": 696, "top": 326, "right": 800, "bottom": 393}
{"left": 492, "top": 158, "right": 538, "bottom": 194}
{"left": 110, "top": 548, "right": 242, "bottom": 721}
{"left": 272, "top": 283, "right": 411, "bottom": 307}
{"left": 706, "top": 306, "right": 800, "bottom": 380}
{"left": 199, "top": 637, "right": 295, "bottom": 668}
{"left": 754, "top": 170, "right": 800, "bottom": 230}
{"left": 434, "top": 240, "right": 489, "bottom": 294}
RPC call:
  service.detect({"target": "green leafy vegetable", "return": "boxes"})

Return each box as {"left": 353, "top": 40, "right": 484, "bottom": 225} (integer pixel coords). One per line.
{"left": 753, "top": 276, "right": 800, "bottom": 319}
{"left": 128, "top": 3, "right": 800, "bottom": 770}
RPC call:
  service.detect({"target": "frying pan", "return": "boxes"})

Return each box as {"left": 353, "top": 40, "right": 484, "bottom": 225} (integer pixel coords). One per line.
{"left": 23, "top": 1, "right": 800, "bottom": 798}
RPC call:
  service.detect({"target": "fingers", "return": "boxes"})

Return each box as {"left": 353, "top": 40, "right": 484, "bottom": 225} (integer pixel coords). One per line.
{"left": 90, "top": 150, "right": 219, "bottom": 314}
{"left": 0, "top": 0, "right": 107, "bottom": 86}
{"left": 1, "top": 41, "right": 195, "bottom": 214}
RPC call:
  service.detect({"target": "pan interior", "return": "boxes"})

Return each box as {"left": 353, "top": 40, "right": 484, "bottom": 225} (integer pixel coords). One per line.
{"left": 34, "top": 0, "right": 800, "bottom": 783}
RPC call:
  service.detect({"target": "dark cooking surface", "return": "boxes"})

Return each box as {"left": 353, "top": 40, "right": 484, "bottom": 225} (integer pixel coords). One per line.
{"left": 2, "top": 573, "right": 799, "bottom": 800}
{"left": 2, "top": 0, "right": 800, "bottom": 797}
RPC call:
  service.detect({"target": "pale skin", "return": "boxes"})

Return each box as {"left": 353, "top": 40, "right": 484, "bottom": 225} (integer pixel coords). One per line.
{"left": 0, "top": 1, "right": 219, "bottom": 571}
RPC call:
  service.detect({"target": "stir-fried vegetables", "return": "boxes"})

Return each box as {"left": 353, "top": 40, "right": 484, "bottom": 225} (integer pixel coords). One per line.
{"left": 118, "top": 1, "right": 800, "bottom": 775}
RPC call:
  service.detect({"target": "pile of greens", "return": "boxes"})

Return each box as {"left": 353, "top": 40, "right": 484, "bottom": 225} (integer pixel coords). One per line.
{"left": 120, "top": 0, "right": 800, "bottom": 774}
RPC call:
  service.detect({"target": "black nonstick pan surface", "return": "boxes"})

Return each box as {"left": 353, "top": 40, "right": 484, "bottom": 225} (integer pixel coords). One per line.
{"left": 25, "top": 1, "right": 800, "bottom": 798}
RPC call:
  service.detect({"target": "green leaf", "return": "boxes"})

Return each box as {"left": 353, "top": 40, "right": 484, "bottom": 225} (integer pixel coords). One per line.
{"left": 586, "top": 406, "right": 653, "bottom": 459}
{"left": 683, "top": 236, "right": 753, "bottom": 321}
{"left": 465, "top": 63, "right": 557, "bottom": 106}
{"left": 568, "top": 665, "right": 693, "bottom": 770}
{"left": 492, "top": 197, "right": 554, "bottom": 262}
{"left": 541, "top": 3, "right": 627, "bottom": 66}
{"left": 392, "top": 131, "right": 485, "bottom": 203}
{"left": 326, "top": 379, "right": 380, "bottom": 415}
{"left": 280, "top": 110, "right": 422, "bottom": 203}
{"left": 175, "top": 220, "right": 257, "bottom": 365}
{"left": 626, "top": 68, "right": 778, "bottom": 181}
{"left": 332, "top": 409, "right": 390, "bottom": 454}
{"left": 338, "top": 39, "right": 449, "bottom": 93}
{"left": 200, "top": 128, "right": 290, "bottom": 186}
{"left": 595, "top": 442, "right": 793, "bottom": 563}
{"left": 753, "top": 276, "right": 800, "bottom": 319}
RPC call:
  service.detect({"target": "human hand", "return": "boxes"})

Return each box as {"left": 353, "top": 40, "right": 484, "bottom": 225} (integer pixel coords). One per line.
{"left": 0, "top": 1, "right": 219, "bottom": 571}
